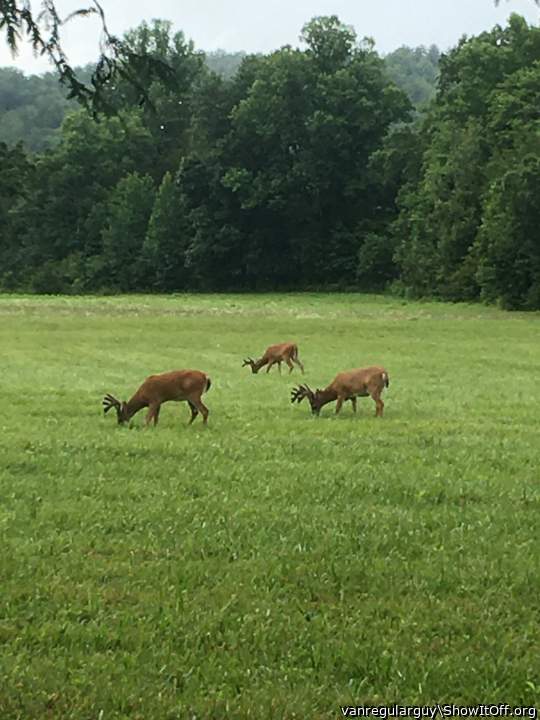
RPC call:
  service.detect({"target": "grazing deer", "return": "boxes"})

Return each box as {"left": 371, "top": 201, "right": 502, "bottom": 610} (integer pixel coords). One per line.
{"left": 291, "top": 366, "right": 389, "bottom": 417}
{"left": 242, "top": 342, "right": 304, "bottom": 375}
{"left": 103, "top": 370, "right": 211, "bottom": 426}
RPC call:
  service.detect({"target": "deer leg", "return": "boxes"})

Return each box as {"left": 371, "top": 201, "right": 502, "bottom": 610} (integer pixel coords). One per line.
{"left": 187, "top": 400, "right": 199, "bottom": 425}
{"left": 191, "top": 398, "right": 209, "bottom": 425}
{"left": 295, "top": 357, "right": 305, "bottom": 374}
{"left": 266, "top": 361, "right": 274, "bottom": 373}
{"left": 350, "top": 397, "right": 357, "bottom": 414}
{"left": 278, "top": 361, "right": 282, "bottom": 374}
{"left": 335, "top": 396, "right": 344, "bottom": 415}
{"left": 286, "top": 358, "right": 295, "bottom": 374}
{"left": 370, "top": 391, "right": 384, "bottom": 417}
{"left": 146, "top": 402, "right": 160, "bottom": 426}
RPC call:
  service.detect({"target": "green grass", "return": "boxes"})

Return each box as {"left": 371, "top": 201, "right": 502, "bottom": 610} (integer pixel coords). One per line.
{"left": 0, "top": 293, "right": 539, "bottom": 719}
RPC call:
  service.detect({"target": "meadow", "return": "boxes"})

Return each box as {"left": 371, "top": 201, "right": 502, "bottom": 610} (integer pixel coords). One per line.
{"left": 0, "top": 293, "right": 539, "bottom": 720}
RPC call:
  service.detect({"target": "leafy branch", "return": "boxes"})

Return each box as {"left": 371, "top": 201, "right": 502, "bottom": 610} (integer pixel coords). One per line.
{"left": 0, "top": 1, "right": 175, "bottom": 113}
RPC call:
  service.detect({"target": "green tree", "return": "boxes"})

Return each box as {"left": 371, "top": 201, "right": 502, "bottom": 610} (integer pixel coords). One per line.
{"left": 180, "top": 154, "right": 250, "bottom": 290}
{"left": 98, "top": 20, "right": 205, "bottom": 175}
{"left": 142, "top": 171, "right": 191, "bottom": 290}
{"left": 100, "top": 172, "right": 156, "bottom": 291}
{"left": 0, "top": 141, "right": 33, "bottom": 288}
{"left": 300, "top": 15, "right": 357, "bottom": 73}
{"left": 476, "top": 157, "right": 540, "bottom": 309}
{"left": 6, "top": 109, "right": 155, "bottom": 290}
{"left": 473, "top": 57, "right": 540, "bottom": 309}
{"left": 396, "top": 14, "right": 540, "bottom": 303}
{"left": 358, "top": 126, "right": 424, "bottom": 290}
{"left": 185, "top": 16, "right": 411, "bottom": 289}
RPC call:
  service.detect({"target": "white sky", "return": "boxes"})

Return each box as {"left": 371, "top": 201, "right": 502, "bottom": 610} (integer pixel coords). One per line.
{"left": 1, "top": 0, "right": 538, "bottom": 74}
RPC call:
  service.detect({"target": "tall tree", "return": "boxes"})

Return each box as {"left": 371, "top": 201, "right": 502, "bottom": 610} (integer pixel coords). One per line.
{"left": 100, "top": 172, "right": 156, "bottom": 291}
{"left": 6, "top": 109, "right": 155, "bottom": 290}
{"left": 0, "top": 140, "right": 33, "bottom": 288}
{"left": 99, "top": 20, "right": 206, "bottom": 176}
{"left": 142, "top": 171, "right": 191, "bottom": 291}
{"left": 180, "top": 16, "right": 411, "bottom": 289}
{"left": 396, "top": 14, "right": 540, "bottom": 306}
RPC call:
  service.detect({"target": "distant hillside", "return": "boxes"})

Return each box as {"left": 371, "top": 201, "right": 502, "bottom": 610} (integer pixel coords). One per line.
{"left": 0, "top": 65, "right": 93, "bottom": 152}
{"left": 384, "top": 44, "right": 440, "bottom": 110}
{"left": 205, "top": 50, "right": 247, "bottom": 79}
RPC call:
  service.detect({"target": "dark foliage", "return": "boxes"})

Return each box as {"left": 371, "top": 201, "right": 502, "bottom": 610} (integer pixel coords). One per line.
{"left": 0, "top": 12, "right": 538, "bottom": 308}
{"left": 395, "top": 14, "right": 540, "bottom": 308}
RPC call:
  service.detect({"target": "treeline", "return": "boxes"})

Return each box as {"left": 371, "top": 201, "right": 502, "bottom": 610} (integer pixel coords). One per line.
{"left": 0, "top": 43, "right": 438, "bottom": 152}
{"left": 0, "top": 15, "right": 538, "bottom": 308}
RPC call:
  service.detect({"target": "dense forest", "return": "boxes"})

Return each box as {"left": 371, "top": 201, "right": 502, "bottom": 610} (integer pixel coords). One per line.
{"left": 0, "top": 14, "right": 538, "bottom": 309}
{"left": 0, "top": 44, "right": 438, "bottom": 151}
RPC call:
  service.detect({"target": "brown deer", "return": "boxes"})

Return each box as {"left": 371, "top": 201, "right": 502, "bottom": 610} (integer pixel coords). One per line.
{"left": 242, "top": 342, "right": 304, "bottom": 375}
{"left": 291, "top": 366, "right": 389, "bottom": 417}
{"left": 103, "top": 370, "right": 211, "bottom": 426}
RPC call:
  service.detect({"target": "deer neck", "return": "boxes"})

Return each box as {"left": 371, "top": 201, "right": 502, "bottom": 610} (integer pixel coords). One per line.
{"left": 317, "top": 387, "right": 338, "bottom": 408}
{"left": 253, "top": 357, "right": 268, "bottom": 371}
{"left": 124, "top": 395, "right": 146, "bottom": 421}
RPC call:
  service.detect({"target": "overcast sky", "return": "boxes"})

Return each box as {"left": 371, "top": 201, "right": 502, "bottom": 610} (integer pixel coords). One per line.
{"left": 1, "top": 0, "right": 538, "bottom": 74}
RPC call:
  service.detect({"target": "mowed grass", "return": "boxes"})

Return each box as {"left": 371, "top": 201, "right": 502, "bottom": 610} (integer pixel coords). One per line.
{"left": 0, "top": 293, "right": 539, "bottom": 719}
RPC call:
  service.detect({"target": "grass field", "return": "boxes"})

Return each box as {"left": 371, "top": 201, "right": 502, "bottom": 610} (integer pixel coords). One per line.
{"left": 1, "top": 293, "right": 539, "bottom": 719}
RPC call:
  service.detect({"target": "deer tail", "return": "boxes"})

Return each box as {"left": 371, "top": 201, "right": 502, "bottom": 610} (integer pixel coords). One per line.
{"left": 205, "top": 377, "right": 212, "bottom": 393}
{"left": 382, "top": 371, "right": 389, "bottom": 388}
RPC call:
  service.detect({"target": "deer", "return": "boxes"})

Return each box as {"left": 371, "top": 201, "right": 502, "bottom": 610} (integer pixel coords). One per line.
{"left": 291, "top": 366, "right": 389, "bottom": 417}
{"left": 242, "top": 342, "right": 304, "bottom": 375}
{"left": 102, "top": 369, "right": 211, "bottom": 427}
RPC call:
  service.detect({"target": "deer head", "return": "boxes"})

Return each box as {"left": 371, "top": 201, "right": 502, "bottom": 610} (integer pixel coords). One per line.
{"left": 102, "top": 393, "right": 129, "bottom": 424}
{"left": 242, "top": 357, "right": 260, "bottom": 374}
{"left": 291, "top": 384, "right": 324, "bottom": 415}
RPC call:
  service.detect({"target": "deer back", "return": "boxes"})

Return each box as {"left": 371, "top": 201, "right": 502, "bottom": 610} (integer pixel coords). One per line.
{"left": 264, "top": 342, "right": 296, "bottom": 361}
{"left": 329, "top": 366, "right": 388, "bottom": 396}
{"left": 134, "top": 370, "right": 210, "bottom": 404}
